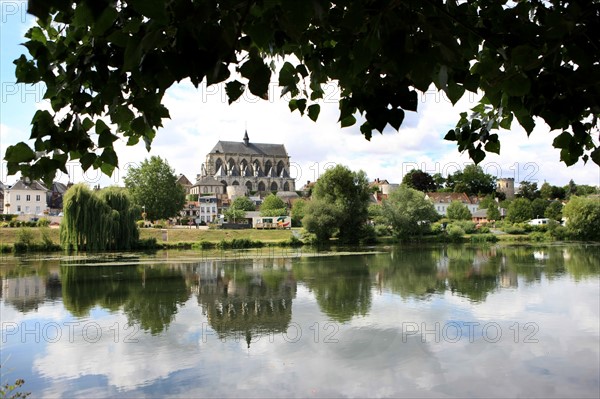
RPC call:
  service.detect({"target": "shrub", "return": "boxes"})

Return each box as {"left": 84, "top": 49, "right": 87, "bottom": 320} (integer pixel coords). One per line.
{"left": 470, "top": 234, "right": 498, "bottom": 243}
{"left": 476, "top": 226, "right": 491, "bottom": 234}
{"left": 136, "top": 220, "right": 145, "bottom": 228}
{"left": 40, "top": 227, "right": 54, "bottom": 249}
{"left": 447, "top": 225, "right": 465, "bottom": 242}
{"left": 374, "top": 224, "right": 391, "bottom": 236}
{"left": 452, "top": 220, "right": 476, "bottom": 234}
{"left": 195, "top": 240, "right": 216, "bottom": 249}
{"left": 136, "top": 238, "right": 158, "bottom": 249}
{"left": 504, "top": 224, "right": 526, "bottom": 235}
{"left": 36, "top": 218, "right": 50, "bottom": 227}
{"left": 529, "top": 232, "right": 547, "bottom": 242}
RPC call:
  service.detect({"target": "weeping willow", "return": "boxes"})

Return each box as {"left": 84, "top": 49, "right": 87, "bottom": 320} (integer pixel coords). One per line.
{"left": 60, "top": 184, "right": 139, "bottom": 251}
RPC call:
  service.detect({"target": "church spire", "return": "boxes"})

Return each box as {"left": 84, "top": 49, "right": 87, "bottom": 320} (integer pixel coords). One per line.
{"left": 243, "top": 130, "right": 249, "bottom": 146}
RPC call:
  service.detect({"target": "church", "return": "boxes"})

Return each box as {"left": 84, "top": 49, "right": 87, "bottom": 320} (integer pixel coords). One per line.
{"left": 191, "top": 131, "right": 296, "bottom": 195}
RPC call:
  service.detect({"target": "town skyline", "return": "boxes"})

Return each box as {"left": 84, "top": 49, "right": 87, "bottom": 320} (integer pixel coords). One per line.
{"left": 1, "top": 5, "right": 599, "bottom": 189}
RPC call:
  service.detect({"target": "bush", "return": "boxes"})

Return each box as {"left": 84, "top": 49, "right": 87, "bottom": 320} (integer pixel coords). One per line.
{"left": 470, "top": 234, "right": 498, "bottom": 243}
{"left": 447, "top": 225, "right": 465, "bottom": 242}
{"left": 374, "top": 224, "right": 391, "bottom": 236}
{"left": 36, "top": 218, "right": 50, "bottom": 227}
{"left": 504, "top": 224, "right": 526, "bottom": 234}
{"left": 529, "top": 232, "right": 547, "bottom": 242}
{"left": 476, "top": 226, "right": 491, "bottom": 234}
{"left": 451, "top": 220, "right": 476, "bottom": 234}
{"left": 40, "top": 227, "right": 54, "bottom": 249}
{"left": 195, "top": 240, "right": 216, "bottom": 249}
{"left": 136, "top": 238, "right": 158, "bottom": 249}
{"left": 136, "top": 220, "right": 145, "bottom": 228}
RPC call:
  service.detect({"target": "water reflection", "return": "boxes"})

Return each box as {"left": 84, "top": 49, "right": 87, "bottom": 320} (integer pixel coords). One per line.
{"left": 293, "top": 256, "right": 372, "bottom": 322}
{"left": 195, "top": 258, "right": 296, "bottom": 346}
{"left": 0, "top": 244, "right": 598, "bottom": 397}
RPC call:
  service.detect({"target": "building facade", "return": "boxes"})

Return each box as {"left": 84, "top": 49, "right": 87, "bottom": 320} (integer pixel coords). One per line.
{"left": 2, "top": 179, "right": 49, "bottom": 216}
{"left": 497, "top": 178, "right": 515, "bottom": 199}
{"left": 179, "top": 196, "right": 219, "bottom": 224}
{"left": 192, "top": 131, "right": 296, "bottom": 195}
{"left": 425, "top": 192, "right": 480, "bottom": 216}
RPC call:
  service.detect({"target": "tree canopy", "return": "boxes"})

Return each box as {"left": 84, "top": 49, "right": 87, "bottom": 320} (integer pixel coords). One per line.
{"left": 563, "top": 196, "right": 600, "bottom": 240}
{"left": 259, "top": 193, "right": 287, "bottom": 216}
{"left": 446, "top": 200, "right": 472, "bottom": 220}
{"left": 60, "top": 184, "right": 139, "bottom": 250}
{"left": 305, "top": 164, "right": 371, "bottom": 243}
{"left": 6, "top": 0, "right": 600, "bottom": 183}
{"left": 401, "top": 170, "right": 436, "bottom": 192}
{"left": 123, "top": 156, "right": 185, "bottom": 221}
{"left": 445, "top": 164, "right": 496, "bottom": 196}
{"left": 381, "top": 186, "right": 439, "bottom": 240}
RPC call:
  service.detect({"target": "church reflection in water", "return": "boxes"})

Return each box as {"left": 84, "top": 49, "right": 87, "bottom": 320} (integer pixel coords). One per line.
{"left": 193, "top": 258, "right": 297, "bottom": 347}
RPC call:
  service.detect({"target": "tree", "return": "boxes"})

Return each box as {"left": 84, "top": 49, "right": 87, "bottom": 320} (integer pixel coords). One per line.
{"left": 381, "top": 186, "right": 439, "bottom": 240}
{"left": 259, "top": 193, "right": 287, "bottom": 216}
{"left": 124, "top": 156, "right": 185, "bottom": 221}
{"left": 401, "top": 170, "right": 436, "bottom": 192}
{"left": 545, "top": 201, "right": 563, "bottom": 222}
{"left": 224, "top": 196, "right": 256, "bottom": 223}
{"left": 506, "top": 198, "right": 533, "bottom": 223}
{"left": 306, "top": 165, "right": 371, "bottom": 243}
{"left": 290, "top": 199, "right": 307, "bottom": 227}
{"left": 486, "top": 202, "right": 501, "bottom": 222}
{"left": 7, "top": 0, "right": 600, "bottom": 183}
{"left": 230, "top": 196, "right": 256, "bottom": 212}
{"left": 432, "top": 173, "right": 446, "bottom": 191}
{"left": 446, "top": 201, "right": 472, "bottom": 221}
{"left": 60, "top": 184, "right": 138, "bottom": 251}
{"left": 531, "top": 198, "right": 549, "bottom": 219}
{"left": 302, "top": 200, "right": 341, "bottom": 243}
{"left": 478, "top": 195, "right": 497, "bottom": 210}
{"left": 539, "top": 182, "right": 565, "bottom": 200}
{"left": 517, "top": 181, "right": 539, "bottom": 201}
{"left": 445, "top": 165, "right": 495, "bottom": 196}
{"left": 563, "top": 197, "right": 600, "bottom": 240}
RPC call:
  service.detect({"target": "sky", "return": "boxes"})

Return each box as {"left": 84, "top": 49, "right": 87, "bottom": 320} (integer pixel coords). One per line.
{"left": 1, "top": 2, "right": 599, "bottom": 190}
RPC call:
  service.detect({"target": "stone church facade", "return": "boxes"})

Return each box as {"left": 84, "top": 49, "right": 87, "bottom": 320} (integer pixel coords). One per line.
{"left": 191, "top": 132, "right": 296, "bottom": 195}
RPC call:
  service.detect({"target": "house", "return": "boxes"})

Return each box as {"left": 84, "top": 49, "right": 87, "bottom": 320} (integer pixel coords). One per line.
{"left": 425, "top": 192, "right": 480, "bottom": 216}
{"left": 2, "top": 179, "right": 49, "bottom": 216}
{"left": 46, "top": 181, "right": 69, "bottom": 215}
{"left": 471, "top": 208, "right": 507, "bottom": 224}
{"left": 176, "top": 174, "right": 193, "bottom": 195}
{"left": 179, "top": 196, "right": 219, "bottom": 224}
{"left": 370, "top": 178, "right": 399, "bottom": 204}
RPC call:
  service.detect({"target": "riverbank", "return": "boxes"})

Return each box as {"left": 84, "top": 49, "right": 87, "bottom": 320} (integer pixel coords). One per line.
{"left": 0, "top": 226, "right": 594, "bottom": 254}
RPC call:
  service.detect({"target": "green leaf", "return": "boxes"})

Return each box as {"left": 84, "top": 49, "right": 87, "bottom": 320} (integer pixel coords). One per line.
{"left": 484, "top": 140, "right": 501, "bottom": 154}
{"left": 95, "top": 119, "right": 110, "bottom": 135}
{"left": 444, "top": 130, "right": 457, "bottom": 141}
{"left": 225, "top": 81, "right": 245, "bottom": 104}
{"left": 388, "top": 109, "right": 405, "bottom": 130}
{"left": 131, "top": 117, "right": 146, "bottom": 135}
{"left": 469, "top": 146, "right": 486, "bottom": 164}
{"left": 446, "top": 81, "right": 465, "bottom": 105}
{"left": 590, "top": 148, "right": 600, "bottom": 166}
{"left": 307, "top": 104, "right": 320, "bottom": 122}
{"left": 240, "top": 57, "right": 271, "bottom": 99}
{"left": 4, "top": 143, "right": 36, "bottom": 163}
{"left": 99, "top": 131, "right": 118, "bottom": 148}
{"left": 100, "top": 147, "right": 118, "bottom": 168}
{"left": 553, "top": 132, "right": 572, "bottom": 149}
{"left": 340, "top": 115, "right": 356, "bottom": 128}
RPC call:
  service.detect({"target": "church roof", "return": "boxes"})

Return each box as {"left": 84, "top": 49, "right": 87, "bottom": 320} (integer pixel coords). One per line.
{"left": 210, "top": 141, "right": 288, "bottom": 157}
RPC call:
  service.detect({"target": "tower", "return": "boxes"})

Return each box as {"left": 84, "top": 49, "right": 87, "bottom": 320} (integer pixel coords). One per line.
{"left": 497, "top": 178, "right": 515, "bottom": 199}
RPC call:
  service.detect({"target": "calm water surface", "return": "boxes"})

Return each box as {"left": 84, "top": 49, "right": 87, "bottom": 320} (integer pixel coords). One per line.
{"left": 1, "top": 244, "right": 599, "bottom": 398}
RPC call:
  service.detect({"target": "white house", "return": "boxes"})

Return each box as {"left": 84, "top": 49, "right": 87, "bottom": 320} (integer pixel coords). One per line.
{"left": 180, "top": 196, "right": 219, "bottom": 224}
{"left": 425, "top": 192, "right": 480, "bottom": 216}
{"left": 3, "top": 179, "right": 49, "bottom": 216}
